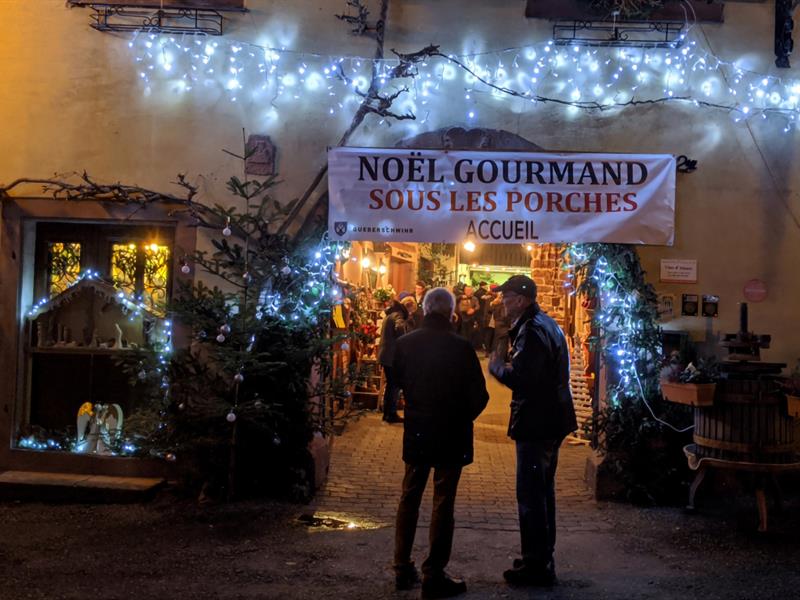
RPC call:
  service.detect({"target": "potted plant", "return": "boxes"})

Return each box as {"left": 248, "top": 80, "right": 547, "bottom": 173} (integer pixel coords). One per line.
{"left": 661, "top": 357, "right": 719, "bottom": 407}
{"left": 372, "top": 285, "right": 395, "bottom": 307}
{"left": 781, "top": 362, "right": 800, "bottom": 418}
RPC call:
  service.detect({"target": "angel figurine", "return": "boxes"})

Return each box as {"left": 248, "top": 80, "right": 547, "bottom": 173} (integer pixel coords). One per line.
{"left": 75, "top": 402, "right": 124, "bottom": 455}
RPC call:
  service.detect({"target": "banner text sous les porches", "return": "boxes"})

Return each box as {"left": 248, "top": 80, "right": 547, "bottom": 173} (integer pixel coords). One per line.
{"left": 358, "top": 153, "right": 648, "bottom": 214}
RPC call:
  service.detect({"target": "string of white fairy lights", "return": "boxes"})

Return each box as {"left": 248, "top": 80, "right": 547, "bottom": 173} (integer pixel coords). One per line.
{"left": 129, "top": 27, "right": 800, "bottom": 132}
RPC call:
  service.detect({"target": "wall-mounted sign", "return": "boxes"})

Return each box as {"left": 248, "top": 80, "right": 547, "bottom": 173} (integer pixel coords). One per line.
{"left": 660, "top": 259, "right": 697, "bottom": 283}
{"left": 657, "top": 293, "right": 675, "bottom": 322}
{"left": 743, "top": 279, "right": 768, "bottom": 303}
{"left": 702, "top": 294, "right": 719, "bottom": 318}
{"left": 682, "top": 294, "right": 699, "bottom": 316}
{"left": 245, "top": 135, "right": 276, "bottom": 176}
{"left": 328, "top": 147, "right": 676, "bottom": 244}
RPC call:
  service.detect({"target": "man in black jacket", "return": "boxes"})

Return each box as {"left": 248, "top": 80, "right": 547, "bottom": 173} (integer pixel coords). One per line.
{"left": 392, "top": 287, "right": 489, "bottom": 599}
{"left": 489, "top": 275, "right": 577, "bottom": 587}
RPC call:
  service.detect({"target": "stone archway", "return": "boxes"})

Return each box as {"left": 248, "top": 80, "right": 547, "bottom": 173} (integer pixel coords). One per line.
{"left": 397, "top": 127, "right": 594, "bottom": 442}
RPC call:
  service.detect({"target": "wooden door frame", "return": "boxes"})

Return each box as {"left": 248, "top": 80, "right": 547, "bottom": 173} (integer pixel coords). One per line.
{"left": 0, "top": 197, "right": 195, "bottom": 477}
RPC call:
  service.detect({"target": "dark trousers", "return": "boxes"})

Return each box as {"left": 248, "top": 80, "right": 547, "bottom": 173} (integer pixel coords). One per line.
{"left": 483, "top": 327, "right": 495, "bottom": 353}
{"left": 394, "top": 463, "right": 462, "bottom": 578}
{"left": 382, "top": 365, "right": 400, "bottom": 418}
{"left": 515, "top": 438, "right": 562, "bottom": 568}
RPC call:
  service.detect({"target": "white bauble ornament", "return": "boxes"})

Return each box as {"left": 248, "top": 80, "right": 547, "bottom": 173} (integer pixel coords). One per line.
{"left": 216, "top": 334, "right": 226, "bottom": 343}
{"left": 234, "top": 373, "right": 244, "bottom": 383}
{"left": 222, "top": 226, "right": 232, "bottom": 237}
{"left": 281, "top": 266, "right": 292, "bottom": 276}
{"left": 220, "top": 324, "right": 231, "bottom": 334}
{"left": 226, "top": 411, "right": 237, "bottom": 423}
{"left": 181, "top": 264, "right": 191, "bottom": 275}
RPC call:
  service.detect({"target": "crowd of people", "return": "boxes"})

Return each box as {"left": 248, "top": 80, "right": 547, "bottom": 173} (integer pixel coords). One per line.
{"left": 374, "top": 276, "right": 577, "bottom": 599}
{"left": 377, "top": 280, "right": 511, "bottom": 423}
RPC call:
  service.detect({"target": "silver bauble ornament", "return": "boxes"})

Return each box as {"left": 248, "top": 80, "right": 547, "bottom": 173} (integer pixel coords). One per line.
{"left": 222, "top": 226, "right": 232, "bottom": 237}
{"left": 234, "top": 373, "right": 244, "bottom": 383}
{"left": 181, "top": 264, "right": 191, "bottom": 275}
{"left": 220, "top": 324, "right": 231, "bottom": 334}
{"left": 226, "top": 411, "right": 237, "bottom": 423}
{"left": 216, "top": 334, "right": 226, "bottom": 343}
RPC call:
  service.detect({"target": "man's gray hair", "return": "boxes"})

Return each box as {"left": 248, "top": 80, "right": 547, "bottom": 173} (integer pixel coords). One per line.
{"left": 423, "top": 287, "right": 456, "bottom": 318}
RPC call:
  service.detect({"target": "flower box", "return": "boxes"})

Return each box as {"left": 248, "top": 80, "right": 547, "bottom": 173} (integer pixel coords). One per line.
{"left": 787, "top": 394, "right": 800, "bottom": 419}
{"left": 661, "top": 381, "right": 716, "bottom": 407}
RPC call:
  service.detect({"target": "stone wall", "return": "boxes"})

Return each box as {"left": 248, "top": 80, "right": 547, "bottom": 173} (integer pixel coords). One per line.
{"left": 530, "top": 244, "right": 567, "bottom": 331}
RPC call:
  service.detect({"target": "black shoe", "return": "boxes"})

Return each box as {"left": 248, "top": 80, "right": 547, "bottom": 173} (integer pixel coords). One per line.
{"left": 421, "top": 574, "right": 467, "bottom": 599}
{"left": 383, "top": 414, "right": 404, "bottom": 423}
{"left": 395, "top": 563, "right": 420, "bottom": 591}
{"left": 512, "top": 557, "right": 555, "bottom": 570}
{"left": 503, "top": 563, "right": 556, "bottom": 587}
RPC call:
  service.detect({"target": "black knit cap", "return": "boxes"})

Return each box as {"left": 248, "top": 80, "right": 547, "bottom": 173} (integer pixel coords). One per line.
{"left": 497, "top": 275, "right": 537, "bottom": 299}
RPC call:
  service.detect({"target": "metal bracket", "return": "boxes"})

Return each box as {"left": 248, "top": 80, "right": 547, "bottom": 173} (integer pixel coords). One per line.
{"left": 73, "top": 3, "right": 224, "bottom": 35}
{"left": 552, "top": 19, "right": 686, "bottom": 48}
{"left": 676, "top": 155, "right": 698, "bottom": 173}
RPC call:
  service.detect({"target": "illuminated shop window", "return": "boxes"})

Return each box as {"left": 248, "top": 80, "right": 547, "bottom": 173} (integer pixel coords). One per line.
{"left": 47, "top": 242, "right": 81, "bottom": 297}
{"left": 143, "top": 243, "right": 170, "bottom": 311}
{"left": 111, "top": 243, "right": 138, "bottom": 296}
{"left": 110, "top": 242, "right": 171, "bottom": 313}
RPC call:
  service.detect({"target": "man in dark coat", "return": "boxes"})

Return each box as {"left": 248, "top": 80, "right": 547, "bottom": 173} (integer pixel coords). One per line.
{"left": 378, "top": 299, "right": 409, "bottom": 423}
{"left": 392, "top": 287, "right": 489, "bottom": 599}
{"left": 489, "top": 275, "right": 577, "bottom": 587}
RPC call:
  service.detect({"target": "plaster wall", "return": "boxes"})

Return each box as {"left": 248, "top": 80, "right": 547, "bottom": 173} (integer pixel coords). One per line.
{"left": 1, "top": 0, "right": 799, "bottom": 365}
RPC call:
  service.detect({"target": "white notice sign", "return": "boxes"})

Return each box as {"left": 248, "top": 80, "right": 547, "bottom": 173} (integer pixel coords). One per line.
{"left": 660, "top": 259, "right": 697, "bottom": 283}
{"left": 328, "top": 147, "right": 676, "bottom": 245}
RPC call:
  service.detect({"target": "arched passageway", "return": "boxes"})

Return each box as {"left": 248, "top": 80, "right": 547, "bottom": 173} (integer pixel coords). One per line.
{"left": 310, "top": 363, "right": 601, "bottom": 532}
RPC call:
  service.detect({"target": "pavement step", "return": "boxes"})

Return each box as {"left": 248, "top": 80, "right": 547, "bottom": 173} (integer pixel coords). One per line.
{"left": 0, "top": 470, "right": 165, "bottom": 503}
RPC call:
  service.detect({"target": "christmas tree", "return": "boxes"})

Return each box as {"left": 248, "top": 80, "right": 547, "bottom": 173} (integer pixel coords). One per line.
{"left": 126, "top": 143, "right": 346, "bottom": 501}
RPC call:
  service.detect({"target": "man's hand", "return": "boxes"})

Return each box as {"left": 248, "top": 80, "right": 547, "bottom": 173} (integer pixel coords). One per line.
{"left": 489, "top": 350, "right": 506, "bottom": 379}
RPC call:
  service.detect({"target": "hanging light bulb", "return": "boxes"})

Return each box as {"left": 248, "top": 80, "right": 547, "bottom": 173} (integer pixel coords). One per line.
{"left": 360, "top": 256, "right": 371, "bottom": 269}
{"left": 463, "top": 240, "right": 476, "bottom": 252}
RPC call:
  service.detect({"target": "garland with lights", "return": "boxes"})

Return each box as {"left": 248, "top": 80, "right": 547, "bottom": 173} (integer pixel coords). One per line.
{"left": 130, "top": 19, "right": 800, "bottom": 132}
{"left": 567, "top": 243, "right": 692, "bottom": 503}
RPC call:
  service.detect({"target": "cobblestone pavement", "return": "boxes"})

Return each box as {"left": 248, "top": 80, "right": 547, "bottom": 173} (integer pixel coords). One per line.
{"left": 309, "top": 361, "right": 612, "bottom": 534}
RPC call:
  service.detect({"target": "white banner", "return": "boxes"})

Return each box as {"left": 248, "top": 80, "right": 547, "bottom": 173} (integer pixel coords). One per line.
{"left": 328, "top": 147, "right": 675, "bottom": 245}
